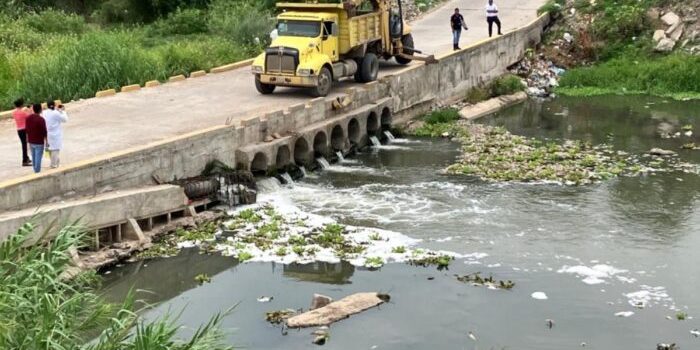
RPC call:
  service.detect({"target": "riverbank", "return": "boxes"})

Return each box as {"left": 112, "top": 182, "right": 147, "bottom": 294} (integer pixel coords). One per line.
{"left": 535, "top": 0, "right": 700, "bottom": 99}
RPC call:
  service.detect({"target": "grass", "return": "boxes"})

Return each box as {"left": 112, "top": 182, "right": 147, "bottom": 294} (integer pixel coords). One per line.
{"left": 558, "top": 54, "right": 700, "bottom": 99}
{"left": 0, "top": 1, "right": 273, "bottom": 109}
{"left": 0, "top": 221, "right": 232, "bottom": 349}
{"left": 413, "top": 108, "right": 460, "bottom": 137}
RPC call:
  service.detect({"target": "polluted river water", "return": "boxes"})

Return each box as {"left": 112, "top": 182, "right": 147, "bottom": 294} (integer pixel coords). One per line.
{"left": 102, "top": 95, "right": 700, "bottom": 350}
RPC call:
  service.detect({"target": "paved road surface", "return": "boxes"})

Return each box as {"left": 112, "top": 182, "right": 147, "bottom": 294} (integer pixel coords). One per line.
{"left": 0, "top": 0, "right": 544, "bottom": 182}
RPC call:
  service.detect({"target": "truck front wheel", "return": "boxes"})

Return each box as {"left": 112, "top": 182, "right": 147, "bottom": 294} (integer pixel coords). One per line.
{"left": 355, "top": 53, "right": 379, "bottom": 83}
{"left": 255, "top": 76, "right": 276, "bottom": 95}
{"left": 395, "top": 34, "right": 414, "bottom": 65}
{"left": 310, "top": 67, "right": 332, "bottom": 97}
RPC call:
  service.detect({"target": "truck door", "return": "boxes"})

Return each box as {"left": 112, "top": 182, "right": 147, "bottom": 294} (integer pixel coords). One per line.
{"left": 322, "top": 21, "right": 339, "bottom": 62}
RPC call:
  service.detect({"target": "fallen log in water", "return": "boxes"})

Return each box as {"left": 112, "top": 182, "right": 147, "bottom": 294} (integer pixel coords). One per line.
{"left": 286, "top": 292, "right": 389, "bottom": 328}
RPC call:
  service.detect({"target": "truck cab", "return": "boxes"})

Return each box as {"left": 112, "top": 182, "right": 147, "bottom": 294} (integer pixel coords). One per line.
{"left": 252, "top": 11, "right": 341, "bottom": 97}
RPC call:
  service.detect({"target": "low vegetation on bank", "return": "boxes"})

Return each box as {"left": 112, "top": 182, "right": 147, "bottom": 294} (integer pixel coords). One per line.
{"left": 538, "top": 0, "right": 700, "bottom": 98}
{"left": 0, "top": 222, "right": 232, "bottom": 349}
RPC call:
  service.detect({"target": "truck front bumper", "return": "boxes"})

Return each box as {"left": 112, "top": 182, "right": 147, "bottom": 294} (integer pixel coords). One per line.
{"left": 259, "top": 74, "right": 317, "bottom": 87}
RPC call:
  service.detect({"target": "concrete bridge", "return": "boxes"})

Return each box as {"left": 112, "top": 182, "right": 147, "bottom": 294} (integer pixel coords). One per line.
{"left": 0, "top": 0, "right": 549, "bottom": 251}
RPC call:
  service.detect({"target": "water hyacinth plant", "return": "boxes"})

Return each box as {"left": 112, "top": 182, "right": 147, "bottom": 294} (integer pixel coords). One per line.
{"left": 0, "top": 222, "right": 233, "bottom": 350}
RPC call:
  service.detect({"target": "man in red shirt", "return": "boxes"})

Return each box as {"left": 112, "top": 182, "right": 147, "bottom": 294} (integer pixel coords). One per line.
{"left": 12, "top": 98, "right": 31, "bottom": 166}
{"left": 25, "top": 104, "right": 47, "bottom": 173}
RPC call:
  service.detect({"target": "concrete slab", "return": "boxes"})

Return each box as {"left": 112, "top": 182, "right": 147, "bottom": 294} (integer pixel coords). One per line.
{"left": 0, "top": 185, "right": 188, "bottom": 243}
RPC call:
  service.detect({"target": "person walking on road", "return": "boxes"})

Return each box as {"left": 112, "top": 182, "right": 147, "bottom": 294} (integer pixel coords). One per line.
{"left": 486, "top": 0, "right": 502, "bottom": 37}
{"left": 450, "top": 8, "right": 468, "bottom": 50}
{"left": 12, "top": 98, "right": 32, "bottom": 167}
{"left": 42, "top": 101, "right": 68, "bottom": 168}
{"left": 25, "top": 104, "right": 47, "bottom": 174}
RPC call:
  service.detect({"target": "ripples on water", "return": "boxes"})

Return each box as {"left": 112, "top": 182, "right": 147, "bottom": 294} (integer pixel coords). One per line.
{"left": 103, "top": 96, "right": 700, "bottom": 350}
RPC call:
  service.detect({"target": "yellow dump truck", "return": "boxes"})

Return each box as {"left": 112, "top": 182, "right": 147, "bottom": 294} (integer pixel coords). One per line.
{"left": 252, "top": 0, "right": 433, "bottom": 97}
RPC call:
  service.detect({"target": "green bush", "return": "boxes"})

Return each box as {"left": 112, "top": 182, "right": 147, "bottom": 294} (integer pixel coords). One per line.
{"left": 0, "top": 15, "right": 45, "bottom": 50}
{"left": 489, "top": 74, "right": 525, "bottom": 96}
{"left": 150, "top": 8, "right": 208, "bottom": 35}
{"left": 424, "top": 108, "right": 460, "bottom": 125}
{"left": 208, "top": 0, "right": 274, "bottom": 47}
{"left": 465, "top": 86, "right": 490, "bottom": 104}
{"left": 558, "top": 54, "right": 700, "bottom": 98}
{"left": 9, "top": 31, "right": 164, "bottom": 104}
{"left": 21, "top": 9, "right": 90, "bottom": 34}
{"left": 592, "top": 3, "right": 647, "bottom": 42}
{"left": 537, "top": 0, "right": 565, "bottom": 16}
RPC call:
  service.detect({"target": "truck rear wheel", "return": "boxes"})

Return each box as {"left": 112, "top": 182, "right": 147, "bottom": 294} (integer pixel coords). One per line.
{"left": 255, "top": 76, "right": 276, "bottom": 95}
{"left": 355, "top": 53, "right": 379, "bottom": 83}
{"left": 310, "top": 67, "right": 332, "bottom": 97}
{"left": 395, "top": 34, "right": 414, "bottom": 65}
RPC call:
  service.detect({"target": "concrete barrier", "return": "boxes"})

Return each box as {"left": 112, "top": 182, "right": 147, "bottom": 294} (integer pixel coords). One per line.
{"left": 95, "top": 89, "right": 117, "bottom": 98}
{"left": 168, "top": 75, "right": 186, "bottom": 83}
{"left": 211, "top": 58, "right": 255, "bottom": 74}
{"left": 0, "top": 14, "right": 550, "bottom": 213}
{"left": 189, "top": 70, "right": 207, "bottom": 78}
{"left": 121, "top": 84, "right": 141, "bottom": 93}
{"left": 145, "top": 80, "right": 161, "bottom": 88}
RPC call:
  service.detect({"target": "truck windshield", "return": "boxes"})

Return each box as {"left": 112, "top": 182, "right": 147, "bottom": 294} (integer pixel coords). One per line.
{"left": 277, "top": 20, "right": 321, "bottom": 38}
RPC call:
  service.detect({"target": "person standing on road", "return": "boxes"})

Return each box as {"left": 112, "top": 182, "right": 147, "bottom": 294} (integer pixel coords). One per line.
{"left": 42, "top": 101, "right": 68, "bottom": 168}
{"left": 450, "top": 8, "right": 468, "bottom": 51}
{"left": 486, "top": 0, "right": 503, "bottom": 37}
{"left": 12, "top": 98, "right": 32, "bottom": 167}
{"left": 25, "top": 104, "right": 47, "bottom": 174}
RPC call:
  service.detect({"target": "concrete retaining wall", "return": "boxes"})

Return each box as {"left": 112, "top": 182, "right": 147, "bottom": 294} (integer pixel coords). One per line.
{"left": 0, "top": 14, "right": 549, "bottom": 213}
{"left": 0, "top": 185, "right": 188, "bottom": 244}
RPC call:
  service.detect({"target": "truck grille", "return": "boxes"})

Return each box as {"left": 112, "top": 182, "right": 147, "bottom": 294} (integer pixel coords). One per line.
{"left": 265, "top": 47, "right": 299, "bottom": 74}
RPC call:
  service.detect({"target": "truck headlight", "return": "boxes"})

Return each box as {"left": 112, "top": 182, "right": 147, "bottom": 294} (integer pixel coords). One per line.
{"left": 251, "top": 65, "right": 264, "bottom": 74}
{"left": 297, "top": 69, "right": 313, "bottom": 76}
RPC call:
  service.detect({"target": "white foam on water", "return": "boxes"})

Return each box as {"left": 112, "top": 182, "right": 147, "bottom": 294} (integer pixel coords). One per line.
{"left": 371, "top": 144, "right": 412, "bottom": 151}
{"left": 531, "top": 292, "right": 548, "bottom": 300}
{"left": 614, "top": 311, "right": 635, "bottom": 317}
{"left": 558, "top": 264, "right": 628, "bottom": 285}
{"left": 624, "top": 285, "right": 673, "bottom": 309}
{"left": 324, "top": 164, "right": 379, "bottom": 174}
{"left": 280, "top": 173, "right": 294, "bottom": 184}
{"left": 389, "top": 138, "right": 422, "bottom": 144}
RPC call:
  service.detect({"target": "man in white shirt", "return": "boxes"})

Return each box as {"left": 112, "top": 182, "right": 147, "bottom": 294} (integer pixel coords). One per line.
{"left": 486, "top": 0, "right": 502, "bottom": 37}
{"left": 42, "top": 101, "right": 68, "bottom": 168}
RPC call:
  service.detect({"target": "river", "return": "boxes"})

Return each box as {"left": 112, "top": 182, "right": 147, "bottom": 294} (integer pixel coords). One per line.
{"left": 102, "top": 95, "right": 700, "bottom": 349}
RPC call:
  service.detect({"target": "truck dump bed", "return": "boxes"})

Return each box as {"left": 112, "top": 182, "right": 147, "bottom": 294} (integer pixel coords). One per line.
{"left": 277, "top": 2, "right": 382, "bottom": 55}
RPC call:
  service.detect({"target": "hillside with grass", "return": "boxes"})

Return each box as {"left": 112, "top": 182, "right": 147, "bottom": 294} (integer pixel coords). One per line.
{"left": 537, "top": 0, "right": 700, "bottom": 98}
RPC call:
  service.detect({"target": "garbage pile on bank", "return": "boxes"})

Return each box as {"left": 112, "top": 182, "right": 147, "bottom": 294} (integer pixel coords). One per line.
{"left": 509, "top": 54, "right": 565, "bottom": 98}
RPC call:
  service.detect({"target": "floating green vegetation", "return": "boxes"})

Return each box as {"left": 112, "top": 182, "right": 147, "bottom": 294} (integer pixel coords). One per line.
{"left": 315, "top": 224, "right": 346, "bottom": 247}
{"left": 136, "top": 237, "right": 180, "bottom": 259}
{"left": 265, "top": 309, "right": 296, "bottom": 324}
{"left": 413, "top": 108, "right": 461, "bottom": 137}
{"left": 176, "top": 222, "right": 218, "bottom": 241}
{"left": 368, "top": 232, "right": 383, "bottom": 241}
{"left": 455, "top": 273, "right": 515, "bottom": 290}
{"left": 275, "top": 247, "right": 287, "bottom": 257}
{"left": 238, "top": 208, "right": 263, "bottom": 223}
{"left": 444, "top": 123, "right": 683, "bottom": 185}
{"left": 409, "top": 254, "right": 454, "bottom": 270}
{"left": 676, "top": 311, "right": 688, "bottom": 321}
{"left": 681, "top": 143, "right": 697, "bottom": 150}
{"left": 682, "top": 125, "right": 694, "bottom": 132}
{"left": 365, "top": 257, "right": 385, "bottom": 268}
{"left": 292, "top": 245, "right": 306, "bottom": 256}
{"left": 195, "top": 273, "right": 212, "bottom": 285}
{"left": 391, "top": 246, "right": 407, "bottom": 254}
{"left": 237, "top": 251, "right": 253, "bottom": 262}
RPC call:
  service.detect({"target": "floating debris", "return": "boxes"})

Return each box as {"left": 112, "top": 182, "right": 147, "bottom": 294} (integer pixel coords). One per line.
{"left": 257, "top": 296, "right": 274, "bottom": 303}
{"left": 546, "top": 319, "right": 554, "bottom": 329}
{"left": 194, "top": 273, "right": 211, "bottom": 285}
{"left": 656, "top": 343, "right": 678, "bottom": 350}
{"left": 614, "top": 311, "right": 635, "bottom": 318}
{"left": 676, "top": 311, "right": 688, "bottom": 320}
{"left": 690, "top": 329, "right": 699, "bottom": 337}
{"left": 455, "top": 272, "right": 515, "bottom": 290}
{"left": 266, "top": 309, "right": 297, "bottom": 324}
{"left": 468, "top": 331, "right": 477, "bottom": 341}
{"left": 444, "top": 123, "right": 684, "bottom": 185}
{"left": 409, "top": 253, "right": 454, "bottom": 270}
{"left": 286, "top": 293, "right": 388, "bottom": 328}
{"left": 312, "top": 326, "right": 330, "bottom": 345}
